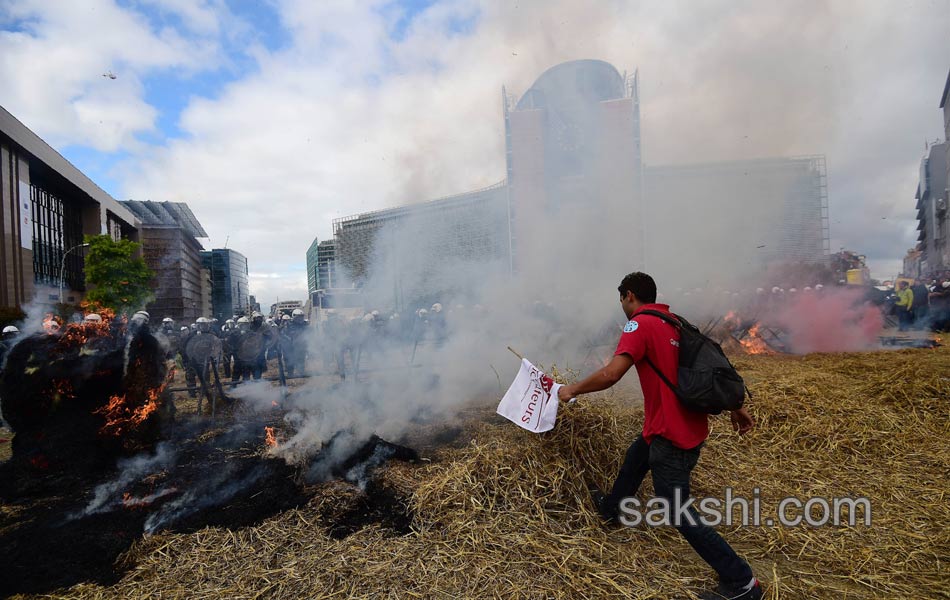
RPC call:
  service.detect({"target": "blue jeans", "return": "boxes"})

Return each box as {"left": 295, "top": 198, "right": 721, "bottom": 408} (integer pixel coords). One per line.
{"left": 604, "top": 434, "right": 754, "bottom": 586}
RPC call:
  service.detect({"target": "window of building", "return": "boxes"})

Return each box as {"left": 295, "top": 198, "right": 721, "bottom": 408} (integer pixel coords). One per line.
{"left": 106, "top": 213, "right": 123, "bottom": 241}
{"left": 30, "top": 184, "right": 83, "bottom": 290}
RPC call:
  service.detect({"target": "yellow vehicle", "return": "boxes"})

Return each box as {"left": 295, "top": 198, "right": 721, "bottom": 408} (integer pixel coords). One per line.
{"left": 846, "top": 268, "right": 870, "bottom": 286}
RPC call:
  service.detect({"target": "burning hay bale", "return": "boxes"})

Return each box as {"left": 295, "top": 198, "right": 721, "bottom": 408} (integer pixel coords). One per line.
{"left": 0, "top": 314, "right": 172, "bottom": 484}
{"left": 4, "top": 347, "right": 949, "bottom": 598}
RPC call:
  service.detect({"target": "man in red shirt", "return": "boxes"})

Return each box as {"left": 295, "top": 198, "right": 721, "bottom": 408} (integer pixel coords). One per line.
{"left": 558, "top": 272, "right": 761, "bottom": 600}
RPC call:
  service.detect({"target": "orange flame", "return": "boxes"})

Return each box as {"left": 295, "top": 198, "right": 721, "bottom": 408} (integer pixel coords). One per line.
{"left": 42, "top": 314, "right": 61, "bottom": 334}
{"left": 723, "top": 311, "right": 741, "bottom": 328}
{"left": 122, "top": 487, "right": 178, "bottom": 509}
{"left": 740, "top": 323, "right": 775, "bottom": 355}
{"left": 264, "top": 426, "right": 277, "bottom": 449}
{"left": 55, "top": 304, "right": 118, "bottom": 351}
{"left": 51, "top": 379, "right": 75, "bottom": 401}
{"left": 96, "top": 370, "right": 173, "bottom": 437}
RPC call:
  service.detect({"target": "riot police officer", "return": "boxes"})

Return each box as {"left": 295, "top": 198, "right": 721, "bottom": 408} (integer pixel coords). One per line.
{"left": 0, "top": 325, "right": 20, "bottom": 365}
{"left": 283, "top": 308, "right": 310, "bottom": 376}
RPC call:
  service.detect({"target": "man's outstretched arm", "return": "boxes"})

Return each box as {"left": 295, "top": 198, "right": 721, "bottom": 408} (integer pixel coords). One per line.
{"left": 558, "top": 353, "right": 635, "bottom": 401}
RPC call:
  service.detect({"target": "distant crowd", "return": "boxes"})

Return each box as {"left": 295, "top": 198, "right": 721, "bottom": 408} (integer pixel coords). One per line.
{"left": 892, "top": 275, "right": 950, "bottom": 332}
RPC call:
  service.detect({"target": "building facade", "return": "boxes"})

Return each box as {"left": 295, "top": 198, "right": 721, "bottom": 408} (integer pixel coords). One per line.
{"left": 122, "top": 200, "right": 209, "bottom": 321}
{"left": 914, "top": 142, "right": 949, "bottom": 274}
{"left": 643, "top": 156, "right": 830, "bottom": 286}
{"left": 200, "top": 249, "right": 249, "bottom": 320}
{"left": 327, "top": 59, "right": 829, "bottom": 301}
{"left": 941, "top": 69, "right": 950, "bottom": 216}
{"left": 270, "top": 300, "right": 303, "bottom": 318}
{"left": 316, "top": 239, "right": 337, "bottom": 290}
{"left": 306, "top": 237, "right": 320, "bottom": 294}
{"left": 248, "top": 294, "right": 261, "bottom": 314}
{"left": 504, "top": 60, "right": 643, "bottom": 273}
{"left": 0, "top": 105, "right": 138, "bottom": 310}
{"left": 333, "top": 182, "right": 509, "bottom": 308}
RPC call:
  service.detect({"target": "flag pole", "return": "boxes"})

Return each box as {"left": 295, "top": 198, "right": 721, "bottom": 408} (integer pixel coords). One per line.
{"left": 506, "top": 346, "right": 524, "bottom": 361}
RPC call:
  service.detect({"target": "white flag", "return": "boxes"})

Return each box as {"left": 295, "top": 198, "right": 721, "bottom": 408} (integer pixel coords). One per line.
{"left": 496, "top": 358, "right": 563, "bottom": 433}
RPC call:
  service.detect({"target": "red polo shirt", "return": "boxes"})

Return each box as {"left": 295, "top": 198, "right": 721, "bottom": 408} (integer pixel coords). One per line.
{"left": 614, "top": 303, "right": 709, "bottom": 450}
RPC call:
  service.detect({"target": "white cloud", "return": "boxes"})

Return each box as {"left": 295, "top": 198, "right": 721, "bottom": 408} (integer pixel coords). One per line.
{"left": 135, "top": 0, "right": 223, "bottom": 36}
{"left": 0, "top": 0, "right": 221, "bottom": 151}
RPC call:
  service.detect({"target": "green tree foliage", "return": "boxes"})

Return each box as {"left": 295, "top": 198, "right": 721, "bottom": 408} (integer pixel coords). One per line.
{"left": 83, "top": 235, "right": 153, "bottom": 314}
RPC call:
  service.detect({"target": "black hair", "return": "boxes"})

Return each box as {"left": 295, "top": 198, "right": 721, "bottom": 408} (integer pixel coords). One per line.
{"left": 618, "top": 272, "right": 657, "bottom": 304}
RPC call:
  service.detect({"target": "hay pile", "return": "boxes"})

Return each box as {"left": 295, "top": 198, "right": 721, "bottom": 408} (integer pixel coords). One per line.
{"left": 47, "top": 347, "right": 950, "bottom": 599}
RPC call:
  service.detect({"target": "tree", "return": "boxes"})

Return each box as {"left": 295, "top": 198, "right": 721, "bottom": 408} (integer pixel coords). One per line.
{"left": 83, "top": 235, "right": 153, "bottom": 314}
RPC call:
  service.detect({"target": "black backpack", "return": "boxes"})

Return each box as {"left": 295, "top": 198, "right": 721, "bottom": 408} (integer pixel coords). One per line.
{"left": 635, "top": 310, "right": 749, "bottom": 415}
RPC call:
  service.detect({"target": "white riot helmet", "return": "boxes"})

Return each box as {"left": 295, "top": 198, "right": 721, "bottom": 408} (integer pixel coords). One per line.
{"left": 2, "top": 325, "right": 18, "bottom": 336}
{"left": 292, "top": 308, "right": 305, "bottom": 317}
{"left": 789, "top": 288, "right": 798, "bottom": 293}
{"left": 131, "top": 310, "right": 150, "bottom": 325}
{"left": 162, "top": 317, "right": 174, "bottom": 324}
{"left": 281, "top": 314, "right": 291, "bottom": 322}
{"left": 803, "top": 286, "right": 813, "bottom": 293}
{"left": 431, "top": 303, "right": 442, "bottom": 313}
{"left": 83, "top": 313, "right": 102, "bottom": 323}
{"left": 943, "top": 281, "right": 950, "bottom": 289}
{"left": 755, "top": 288, "right": 765, "bottom": 294}
{"left": 180, "top": 326, "right": 189, "bottom": 333}
{"left": 815, "top": 284, "right": 824, "bottom": 291}
{"left": 196, "top": 316, "right": 211, "bottom": 332}
{"left": 236, "top": 316, "right": 251, "bottom": 331}
{"left": 417, "top": 308, "right": 428, "bottom": 318}
{"left": 362, "top": 313, "right": 374, "bottom": 323}
{"left": 771, "top": 287, "right": 781, "bottom": 294}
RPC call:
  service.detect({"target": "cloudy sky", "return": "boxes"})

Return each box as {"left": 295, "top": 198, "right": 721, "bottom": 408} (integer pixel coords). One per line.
{"left": 1, "top": 0, "right": 948, "bottom": 306}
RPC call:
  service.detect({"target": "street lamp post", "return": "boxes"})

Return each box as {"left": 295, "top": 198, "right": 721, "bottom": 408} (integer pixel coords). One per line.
{"left": 60, "top": 242, "right": 90, "bottom": 303}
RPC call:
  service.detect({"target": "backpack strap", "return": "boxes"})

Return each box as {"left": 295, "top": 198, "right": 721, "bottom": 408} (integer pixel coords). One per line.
{"left": 631, "top": 309, "right": 681, "bottom": 395}
{"left": 633, "top": 309, "right": 682, "bottom": 329}
{"left": 643, "top": 356, "right": 679, "bottom": 396}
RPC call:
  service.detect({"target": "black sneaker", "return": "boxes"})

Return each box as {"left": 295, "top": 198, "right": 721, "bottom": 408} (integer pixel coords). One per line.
{"left": 698, "top": 579, "right": 762, "bottom": 600}
{"left": 587, "top": 485, "right": 619, "bottom": 525}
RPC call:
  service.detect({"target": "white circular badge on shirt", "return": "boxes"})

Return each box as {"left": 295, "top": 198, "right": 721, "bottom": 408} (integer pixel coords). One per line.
{"left": 623, "top": 320, "right": 639, "bottom": 333}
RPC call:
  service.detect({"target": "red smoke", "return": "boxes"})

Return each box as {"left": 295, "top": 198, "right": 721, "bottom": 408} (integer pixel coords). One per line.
{"left": 774, "top": 288, "right": 883, "bottom": 354}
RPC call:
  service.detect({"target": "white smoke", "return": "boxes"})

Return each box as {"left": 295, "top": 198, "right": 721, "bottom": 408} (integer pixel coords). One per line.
{"left": 74, "top": 442, "right": 177, "bottom": 518}
{"left": 143, "top": 463, "right": 267, "bottom": 534}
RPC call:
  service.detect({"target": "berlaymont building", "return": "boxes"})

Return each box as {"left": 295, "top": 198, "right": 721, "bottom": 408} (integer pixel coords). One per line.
{"left": 325, "top": 59, "right": 829, "bottom": 309}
